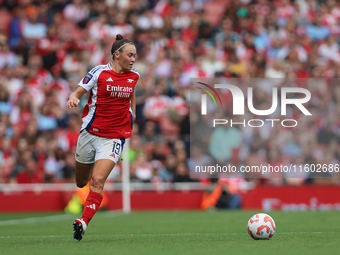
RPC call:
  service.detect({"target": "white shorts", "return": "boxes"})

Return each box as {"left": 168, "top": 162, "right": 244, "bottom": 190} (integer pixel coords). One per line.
{"left": 75, "top": 130, "right": 125, "bottom": 164}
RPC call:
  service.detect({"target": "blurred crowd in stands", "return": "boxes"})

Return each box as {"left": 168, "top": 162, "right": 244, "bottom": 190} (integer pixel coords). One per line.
{"left": 0, "top": 0, "right": 340, "bottom": 186}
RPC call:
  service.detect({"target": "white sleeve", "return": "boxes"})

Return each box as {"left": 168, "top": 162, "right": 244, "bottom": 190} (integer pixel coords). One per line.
{"left": 78, "top": 66, "right": 99, "bottom": 91}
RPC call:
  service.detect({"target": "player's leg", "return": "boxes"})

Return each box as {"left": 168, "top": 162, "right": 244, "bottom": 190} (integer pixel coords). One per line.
{"left": 74, "top": 130, "right": 96, "bottom": 187}
{"left": 73, "top": 138, "right": 124, "bottom": 241}
{"left": 80, "top": 159, "right": 115, "bottom": 226}
{"left": 90, "top": 159, "right": 116, "bottom": 194}
{"left": 75, "top": 161, "right": 94, "bottom": 188}
{"left": 73, "top": 130, "right": 96, "bottom": 241}
{"left": 73, "top": 162, "right": 94, "bottom": 241}
{"left": 73, "top": 160, "right": 115, "bottom": 241}
{"left": 73, "top": 160, "right": 112, "bottom": 241}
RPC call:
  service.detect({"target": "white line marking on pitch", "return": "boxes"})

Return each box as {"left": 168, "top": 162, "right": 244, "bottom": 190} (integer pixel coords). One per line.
{"left": 0, "top": 232, "right": 338, "bottom": 239}
{"left": 0, "top": 211, "right": 125, "bottom": 226}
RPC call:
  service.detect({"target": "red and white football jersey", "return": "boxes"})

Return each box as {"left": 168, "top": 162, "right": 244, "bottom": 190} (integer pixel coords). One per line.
{"left": 79, "top": 63, "right": 139, "bottom": 139}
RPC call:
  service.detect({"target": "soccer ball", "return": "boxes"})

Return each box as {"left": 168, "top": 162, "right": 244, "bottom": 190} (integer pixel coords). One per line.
{"left": 247, "top": 213, "right": 276, "bottom": 240}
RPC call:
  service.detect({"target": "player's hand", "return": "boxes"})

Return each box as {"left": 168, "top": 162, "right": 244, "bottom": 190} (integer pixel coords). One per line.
{"left": 66, "top": 97, "right": 80, "bottom": 108}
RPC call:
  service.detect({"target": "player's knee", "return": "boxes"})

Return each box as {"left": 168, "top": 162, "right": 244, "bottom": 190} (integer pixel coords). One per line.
{"left": 91, "top": 176, "right": 105, "bottom": 190}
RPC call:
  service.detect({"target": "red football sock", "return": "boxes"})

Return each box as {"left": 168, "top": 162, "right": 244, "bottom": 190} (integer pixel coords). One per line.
{"left": 81, "top": 190, "right": 103, "bottom": 226}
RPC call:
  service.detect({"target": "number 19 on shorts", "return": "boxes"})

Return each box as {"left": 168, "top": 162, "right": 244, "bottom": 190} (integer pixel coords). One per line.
{"left": 112, "top": 141, "right": 121, "bottom": 155}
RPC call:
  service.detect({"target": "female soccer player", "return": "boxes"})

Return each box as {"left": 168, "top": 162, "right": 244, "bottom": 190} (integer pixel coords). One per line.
{"left": 66, "top": 34, "right": 139, "bottom": 241}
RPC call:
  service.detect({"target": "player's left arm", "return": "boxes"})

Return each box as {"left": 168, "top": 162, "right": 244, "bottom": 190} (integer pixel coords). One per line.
{"left": 131, "top": 90, "right": 136, "bottom": 122}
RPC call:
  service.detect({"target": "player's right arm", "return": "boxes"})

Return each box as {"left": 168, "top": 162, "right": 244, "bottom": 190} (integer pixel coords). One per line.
{"left": 66, "top": 87, "right": 87, "bottom": 108}
{"left": 66, "top": 65, "right": 101, "bottom": 108}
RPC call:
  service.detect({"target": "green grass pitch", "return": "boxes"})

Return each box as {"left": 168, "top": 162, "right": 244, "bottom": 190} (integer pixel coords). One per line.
{"left": 0, "top": 210, "right": 339, "bottom": 255}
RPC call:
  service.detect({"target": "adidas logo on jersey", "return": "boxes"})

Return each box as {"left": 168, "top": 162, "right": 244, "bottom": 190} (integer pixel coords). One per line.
{"left": 127, "top": 79, "right": 134, "bottom": 83}
{"left": 106, "top": 77, "right": 113, "bottom": 82}
{"left": 86, "top": 204, "right": 96, "bottom": 210}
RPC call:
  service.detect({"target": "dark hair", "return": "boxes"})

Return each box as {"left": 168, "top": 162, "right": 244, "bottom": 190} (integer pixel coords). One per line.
{"left": 110, "top": 34, "right": 134, "bottom": 60}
